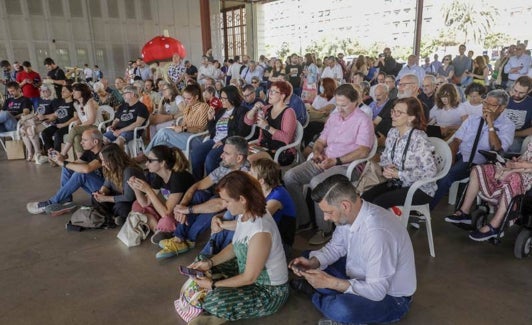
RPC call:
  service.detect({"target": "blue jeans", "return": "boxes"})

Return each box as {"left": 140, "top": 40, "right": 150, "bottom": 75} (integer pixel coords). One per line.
{"left": 190, "top": 139, "right": 223, "bottom": 180}
{"left": 174, "top": 190, "right": 214, "bottom": 242}
{"left": 430, "top": 155, "right": 470, "bottom": 210}
{"left": 49, "top": 167, "right": 104, "bottom": 204}
{"left": 0, "top": 111, "right": 17, "bottom": 132}
{"left": 302, "top": 253, "right": 412, "bottom": 324}
{"left": 144, "top": 128, "right": 201, "bottom": 153}
{"left": 103, "top": 130, "right": 136, "bottom": 143}
{"left": 198, "top": 211, "right": 236, "bottom": 257}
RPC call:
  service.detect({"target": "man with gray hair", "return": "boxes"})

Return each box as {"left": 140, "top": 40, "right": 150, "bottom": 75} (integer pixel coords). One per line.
{"left": 434, "top": 89, "right": 515, "bottom": 211}
{"left": 103, "top": 85, "right": 149, "bottom": 149}
{"left": 289, "top": 174, "right": 416, "bottom": 325}
{"left": 240, "top": 60, "right": 263, "bottom": 85}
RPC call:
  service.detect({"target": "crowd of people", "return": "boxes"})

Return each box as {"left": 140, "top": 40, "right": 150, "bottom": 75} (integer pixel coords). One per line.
{"left": 0, "top": 42, "right": 531, "bottom": 324}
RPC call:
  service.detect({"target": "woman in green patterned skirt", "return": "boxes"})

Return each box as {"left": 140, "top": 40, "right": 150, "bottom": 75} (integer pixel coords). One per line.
{"left": 189, "top": 170, "right": 289, "bottom": 324}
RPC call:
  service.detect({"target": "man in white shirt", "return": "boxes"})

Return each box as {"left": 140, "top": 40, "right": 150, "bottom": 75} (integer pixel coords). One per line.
{"left": 197, "top": 56, "right": 217, "bottom": 87}
{"left": 504, "top": 43, "right": 532, "bottom": 90}
{"left": 320, "top": 56, "right": 343, "bottom": 83}
{"left": 289, "top": 175, "right": 416, "bottom": 325}
{"left": 397, "top": 55, "right": 425, "bottom": 86}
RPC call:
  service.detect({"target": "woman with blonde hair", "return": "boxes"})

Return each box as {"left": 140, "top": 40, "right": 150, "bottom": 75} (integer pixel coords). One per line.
{"left": 467, "top": 56, "right": 489, "bottom": 86}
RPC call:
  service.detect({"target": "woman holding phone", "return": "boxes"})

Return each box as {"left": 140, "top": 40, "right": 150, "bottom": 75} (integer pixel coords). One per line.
{"left": 188, "top": 171, "right": 289, "bottom": 323}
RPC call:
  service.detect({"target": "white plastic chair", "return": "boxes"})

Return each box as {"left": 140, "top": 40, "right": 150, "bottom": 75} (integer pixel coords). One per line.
{"left": 250, "top": 122, "right": 304, "bottom": 166}
{"left": 175, "top": 116, "right": 209, "bottom": 162}
{"left": 125, "top": 119, "right": 150, "bottom": 158}
{"left": 245, "top": 124, "right": 257, "bottom": 141}
{"left": 0, "top": 120, "right": 22, "bottom": 151}
{"left": 97, "top": 105, "right": 115, "bottom": 132}
{"left": 394, "top": 137, "right": 452, "bottom": 258}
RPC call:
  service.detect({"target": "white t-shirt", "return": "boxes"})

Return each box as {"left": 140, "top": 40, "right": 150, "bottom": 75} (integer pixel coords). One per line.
{"left": 232, "top": 212, "right": 288, "bottom": 286}
{"left": 311, "top": 96, "right": 336, "bottom": 110}
{"left": 460, "top": 101, "right": 483, "bottom": 117}
{"left": 429, "top": 105, "right": 467, "bottom": 127}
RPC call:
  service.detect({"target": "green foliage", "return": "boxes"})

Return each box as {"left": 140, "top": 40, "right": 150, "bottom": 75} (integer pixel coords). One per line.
{"left": 443, "top": 0, "right": 498, "bottom": 43}
{"left": 483, "top": 32, "right": 515, "bottom": 49}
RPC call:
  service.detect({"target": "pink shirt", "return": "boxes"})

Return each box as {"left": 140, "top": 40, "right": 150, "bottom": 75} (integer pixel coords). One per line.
{"left": 319, "top": 108, "right": 374, "bottom": 158}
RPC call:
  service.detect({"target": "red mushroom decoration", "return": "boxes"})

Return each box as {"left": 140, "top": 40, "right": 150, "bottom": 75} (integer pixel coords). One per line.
{"left": 141, "top": 36, "right": 187, "bottom": 63}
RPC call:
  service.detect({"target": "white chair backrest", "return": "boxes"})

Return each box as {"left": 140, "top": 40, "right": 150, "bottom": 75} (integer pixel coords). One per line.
{"left": 429, "top": 137, "right": 452, "bottom": 180}
{"left": 98, "top": 105, "right": 115, "bottom": 131}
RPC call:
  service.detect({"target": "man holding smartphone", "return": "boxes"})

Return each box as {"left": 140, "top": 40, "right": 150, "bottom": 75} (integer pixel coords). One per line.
{"left": 289, "top": 175, "right": 416, "bottom": 325}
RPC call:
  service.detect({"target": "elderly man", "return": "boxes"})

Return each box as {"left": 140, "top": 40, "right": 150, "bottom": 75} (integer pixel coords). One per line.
{"left": 397, "top": 55, "right": 425, "bottom": 86}
{"left": 102, "top": 85, "right": 149, "bottom": 149}
{"left": 27, "top": 128, "right": 105, "bottom": 216}
{"left": 419, "top": 75, "right": 437, "bottom": 112}
{"left": 504, "top": 43, "right": 531, "bottom": 90}
{"left": 289, "top": 175, "right": 416, "bottom": 325}
{"left": 430, "top": 89, "right": 515, "bottom": 210}
{"left": 283, "top": 84, "right": 374, "bottom": 245}
{"left": 197, "top": 56, "right": 216, "bottom": 87}
{"left": 369, "top": 83, "right": 389, "bottom": 119}
{"left": 240, "top": 60, "right": 263, "bottom": 85}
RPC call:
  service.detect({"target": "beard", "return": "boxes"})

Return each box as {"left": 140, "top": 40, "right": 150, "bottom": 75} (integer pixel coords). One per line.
{"left": 397, "top": 90, "right": 413, "bottom": 99}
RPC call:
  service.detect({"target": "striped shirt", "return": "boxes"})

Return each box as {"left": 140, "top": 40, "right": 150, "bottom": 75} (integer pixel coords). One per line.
{"left": 181, "top": 101, "right": 210, "bottom": 132}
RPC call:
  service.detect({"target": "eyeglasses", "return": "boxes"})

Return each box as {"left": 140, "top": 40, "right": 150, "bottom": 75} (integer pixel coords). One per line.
{"left": 251, "top": 81, "right": 259, "bottom": 84}
{"left": 146, "top": 158, "right": 160, "bottom": 163}
{"left": 220, "top": 96, "right": 229, "bottom": 101}
{"left": 242, "top": 92, "right": 253, "bottom": 98}
{"left": 482, "top": 100, "right": 499, "bottom": 109}
{"left": 269, "top": 89, "right": 281, "bottom": 95}
{"left": 397, "top": 82, "right": 415, "bottom": 87}
{"left": 391, "top": 109, "right": 408, "bottom": 116}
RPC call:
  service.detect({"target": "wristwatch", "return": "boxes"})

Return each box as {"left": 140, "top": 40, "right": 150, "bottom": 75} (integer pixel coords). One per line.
{"left": 264, "top": 125, "right": 271, "bottom": 132}
{"left": 488, "top": 127, "right": 495, "bottom": 132}
{"left": 336, "top": 157, "right": 342, "bottom": 166}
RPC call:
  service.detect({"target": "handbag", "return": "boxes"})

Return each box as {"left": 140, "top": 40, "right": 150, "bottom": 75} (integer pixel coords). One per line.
{"left": 355, "top": 160, "right": 387, "bottom": 194}
{"left": 174, "top": 277, "right": 208, "bottom": 323}
{"left": 6, "top": 140, "right": 25, "bottom": 160}
{"left": 301, "top": 79, "right": 317, "bottom": 104}
{"left": 70, "top": 206, "right": 106, "bottom": 229}
{"left": 117, "top": 212, "right": 151, "bottom": 247}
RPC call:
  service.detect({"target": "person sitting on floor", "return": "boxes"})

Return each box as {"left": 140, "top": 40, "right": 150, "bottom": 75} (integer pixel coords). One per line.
{"left": 91, "top": 143, "right": 146, "bottom": 226}
{"left": 445, "top": 142, "right": 532, "bottom": 241}
{"left": 128, "top": 145, "right": 195, "bottom": 242}
{"left": 188, "top": 171, "right": 289, "bottom": 324}
{"left": 27, "top": 128, "right": 105, "bottom": 216}
{"left": 155, "top": 136, "right": 251, "bottom": 260}
{"left": 289, "top": 174, "right": 416, "bottom": 325}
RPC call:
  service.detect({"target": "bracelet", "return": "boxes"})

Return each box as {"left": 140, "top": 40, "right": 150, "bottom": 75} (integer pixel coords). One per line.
{"left": 188, "top": 206, "right": 194, "bottom": 214}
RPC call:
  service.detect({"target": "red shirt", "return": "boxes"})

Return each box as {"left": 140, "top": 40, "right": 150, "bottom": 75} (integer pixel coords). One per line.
{"left": 16, "top": 70, "right": 41, "bottom": 98}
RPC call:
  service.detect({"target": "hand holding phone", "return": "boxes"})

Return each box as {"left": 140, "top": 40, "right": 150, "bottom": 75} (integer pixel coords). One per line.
{"left": 179, "top": 265, "right": 205, "bottom": 277}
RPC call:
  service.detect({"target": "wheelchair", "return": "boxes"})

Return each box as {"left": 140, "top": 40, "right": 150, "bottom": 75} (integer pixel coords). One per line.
{"left": 468, "top": 190, "right": 532, "bottom": 259}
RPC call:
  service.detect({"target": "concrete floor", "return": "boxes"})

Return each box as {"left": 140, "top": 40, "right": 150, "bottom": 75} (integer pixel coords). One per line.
{"left": 0, "top": 157, "right": 531, "bottom": 325}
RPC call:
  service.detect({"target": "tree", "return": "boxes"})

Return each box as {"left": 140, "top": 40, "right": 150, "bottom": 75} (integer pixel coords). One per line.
{"left": 484, "top": 32, "right": 515, "bottom": 49}
{"left": 276, "top": 42, "right": 291, "bottom": 62}
{"left": 443, "top": 0, "right": 498, "bottom": 44}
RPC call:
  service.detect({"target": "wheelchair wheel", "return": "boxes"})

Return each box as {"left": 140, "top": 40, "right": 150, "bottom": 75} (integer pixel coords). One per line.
{"left": 514, "top": 229, "right": 532, "bottom": 259}
{"left": 471, "top": 208, "right": 488, "bottom": 230}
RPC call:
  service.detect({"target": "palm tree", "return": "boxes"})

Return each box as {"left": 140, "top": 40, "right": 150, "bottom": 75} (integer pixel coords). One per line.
{"left": 443, "top": 0, "right": 498, "bottom": 44}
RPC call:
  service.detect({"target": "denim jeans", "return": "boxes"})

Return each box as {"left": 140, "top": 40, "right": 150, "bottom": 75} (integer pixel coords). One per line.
{"left": 49, "top": 167, "right": 104, "bottom": 204}
{"left": 302, "top": 252, "right": 412, "bottom": 324}
{"left": 430, "top": 155, "right": 470, "bottom": 210}
{"left": 198, "top": 211, "right": 236, "bottom": 257}
{"left": 0, "top": 111, "right": 17, "bottom": 132}
{"left": 190, "top": 139, "right": 223, "bottom": 180}
{"left": 173, "top": 190, "right": 214, "bottom": 242}
{"left": 144, "top": 128, "right": 201, "bottom": 153}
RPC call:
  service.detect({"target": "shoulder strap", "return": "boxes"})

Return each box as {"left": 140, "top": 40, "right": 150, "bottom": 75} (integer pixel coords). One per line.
{"left": 468, "top": 118, "right": 485, "bottom": 168}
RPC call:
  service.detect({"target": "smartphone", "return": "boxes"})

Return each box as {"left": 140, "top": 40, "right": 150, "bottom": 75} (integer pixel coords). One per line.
{"left": 179, "top": 266, "right": 204, "bottom": 277}
{"left": 291, "top": 265, "right": 308, "bottom": 273}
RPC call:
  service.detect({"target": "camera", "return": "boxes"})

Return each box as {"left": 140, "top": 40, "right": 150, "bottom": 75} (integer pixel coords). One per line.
{"left": 386, "top": 178, "right": 403, "bottom": 190}
{"left": 379, "top": 53, "right": 385, "bottom": 58}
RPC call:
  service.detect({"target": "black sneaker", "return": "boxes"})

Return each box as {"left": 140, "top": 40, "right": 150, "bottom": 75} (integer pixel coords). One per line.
{"left": 444, "top": 213, "right": 472, "bottom": 225}
{"left": 114, "top": 216, "right": 126, "bottom": 226}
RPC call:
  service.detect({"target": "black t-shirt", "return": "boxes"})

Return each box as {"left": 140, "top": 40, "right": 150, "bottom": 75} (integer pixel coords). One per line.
{"left": 3, "top": 96, "right": 33, "bottom": 115}
{"left": 80, "top": 149, "right": 103, "bottom": 178}
{"left": 47, "top": 67, "right": 66, "bottom": 98}
{"left": 36, "top": 99, "right": 55, "bottom": 116}
{"left": 375, "top": 99, "right": 396, "bottom": 137}
{"left": 151, "top": 170, "right": 195, "bottom": 200}
{"left": 52, "top": 99, "right": 76, "bottom": 124}
{"left": 285, "top": 64, "right": 302, "bottom": 89}
{"left": 115, "top": 101, "right": 149, "bottom": 129}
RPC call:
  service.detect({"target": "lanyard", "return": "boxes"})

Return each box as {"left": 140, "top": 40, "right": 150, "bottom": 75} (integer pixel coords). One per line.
{"left": 391, "top": 128, "right": 414, "bottom": 171}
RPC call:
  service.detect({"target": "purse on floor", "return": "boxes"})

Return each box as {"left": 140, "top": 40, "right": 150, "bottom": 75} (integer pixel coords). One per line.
{"left": 117, "top": 212, "right": 150, "bottom": 247}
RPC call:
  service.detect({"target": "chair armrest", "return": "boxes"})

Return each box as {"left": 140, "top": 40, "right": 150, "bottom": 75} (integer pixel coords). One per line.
{"left": 245, "top": 124, "right": 257, "bottom": 141}
{"left": 273, "top": 140, "right": 300, "bottom": 162}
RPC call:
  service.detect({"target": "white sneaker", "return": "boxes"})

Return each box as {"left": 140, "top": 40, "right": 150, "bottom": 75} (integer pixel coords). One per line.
{"left": 27, "top": 201, "right": 50, "bottom": 214}
{"left": 35, "top": 154, "right": 49, "bottom": 165}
